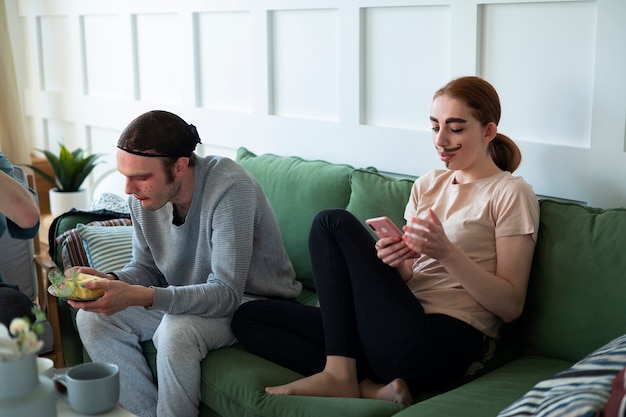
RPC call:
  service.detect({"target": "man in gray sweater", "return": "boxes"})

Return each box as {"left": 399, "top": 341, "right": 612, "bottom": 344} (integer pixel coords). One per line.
{"left": 71, "top": 110, "right": 301, "bottom": 417}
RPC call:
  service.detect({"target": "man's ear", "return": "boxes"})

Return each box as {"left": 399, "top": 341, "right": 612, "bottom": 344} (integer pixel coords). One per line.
{"left": 174, "top": 157, "right": 190, "bottom": 176}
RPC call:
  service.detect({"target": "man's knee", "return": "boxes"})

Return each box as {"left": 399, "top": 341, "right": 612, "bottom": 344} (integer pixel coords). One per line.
{"left": 153, "top": 315, "right": 234, "bottom": 355}
{"left": 153, "top": 315, "right": 199, "bottom": 350}
{"left": 76, "top": 309, "right": 96, "bottom": 330}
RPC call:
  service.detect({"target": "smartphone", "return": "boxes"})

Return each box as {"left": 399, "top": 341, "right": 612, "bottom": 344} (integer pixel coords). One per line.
{"left": 365, "top": 216, "right": 403, "bottom": 239}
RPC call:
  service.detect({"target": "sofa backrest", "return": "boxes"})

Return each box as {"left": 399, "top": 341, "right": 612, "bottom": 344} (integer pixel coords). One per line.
{"left": 236, "top": 148, "right": 415, "bottom": 291}
{"left": 236, "top": 148, "right": 356, "bottom": 290}
{"left": 522, "top": 200, "right": 626, "bottom": 362}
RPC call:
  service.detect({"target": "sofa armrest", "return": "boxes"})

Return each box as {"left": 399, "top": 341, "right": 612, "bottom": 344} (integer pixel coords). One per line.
{"left": 35, "top": 252, "right": 65, "bottom": 368}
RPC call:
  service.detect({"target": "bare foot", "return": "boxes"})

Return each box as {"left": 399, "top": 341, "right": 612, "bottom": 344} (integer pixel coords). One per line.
{"left": 266, "top": 370, "right": 360, "bottom": 398}
{"left": 360, "top": 378, "right": 414, "bottom": 406}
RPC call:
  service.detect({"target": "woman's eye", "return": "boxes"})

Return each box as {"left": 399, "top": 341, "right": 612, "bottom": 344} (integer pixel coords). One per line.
{"left": 431, "top": 126, "right": 440, "bottom": 132}
{"left": 451, "top": 128, "right": 464, "bottom": 133}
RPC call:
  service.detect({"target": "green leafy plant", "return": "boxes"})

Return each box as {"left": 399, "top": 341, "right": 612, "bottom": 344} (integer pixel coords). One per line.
{"left": 29, "top": 144, "right": 103, "bottom": 192}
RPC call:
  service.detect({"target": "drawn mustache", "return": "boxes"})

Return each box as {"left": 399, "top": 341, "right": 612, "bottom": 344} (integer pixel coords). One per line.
{"left": 437, "top": 144, "right": 462, "bottom": 153}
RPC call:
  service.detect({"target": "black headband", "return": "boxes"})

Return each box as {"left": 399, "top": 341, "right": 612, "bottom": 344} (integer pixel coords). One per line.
{"left": 116, "top": 146, "right": 189, "bottom": 158}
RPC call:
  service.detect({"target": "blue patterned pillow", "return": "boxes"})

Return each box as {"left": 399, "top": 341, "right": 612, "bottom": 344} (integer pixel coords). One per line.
{"left": 498, "top": 334, "right": 626, "bottom": 417}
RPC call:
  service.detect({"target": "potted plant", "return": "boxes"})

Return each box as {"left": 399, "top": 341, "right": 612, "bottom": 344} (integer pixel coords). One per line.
{"left": 29, "top": 144, "right": 103, "bottom": 217}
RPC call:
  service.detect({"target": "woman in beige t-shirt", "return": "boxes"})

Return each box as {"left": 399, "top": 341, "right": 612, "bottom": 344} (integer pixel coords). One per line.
{"left": 232, "top": 76, "right": 540, "bottom": 405}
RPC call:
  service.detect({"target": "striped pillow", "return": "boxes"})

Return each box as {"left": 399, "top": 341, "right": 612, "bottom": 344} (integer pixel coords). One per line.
{"left": 56, "top": 218, "right": 132, "bottom": 269}
{"left": 76, "top": 223, "right": 133, "bottom": 273}
{"left": 498, "top": 334, "right": 626, "bottom": 417}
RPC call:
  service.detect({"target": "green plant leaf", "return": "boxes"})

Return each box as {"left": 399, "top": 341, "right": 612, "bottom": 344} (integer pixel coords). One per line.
{"left": 27, "top": 144, "right": 103, "bottom": 192}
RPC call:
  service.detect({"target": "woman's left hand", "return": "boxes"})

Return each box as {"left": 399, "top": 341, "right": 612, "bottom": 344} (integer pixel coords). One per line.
{"left": 402, "top": 208, "right": 452, "bottom": 260}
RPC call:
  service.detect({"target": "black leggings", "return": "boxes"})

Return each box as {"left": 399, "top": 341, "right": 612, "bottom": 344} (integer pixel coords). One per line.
{"left": 232, "top": 209, "right": 484, "bottom": 389}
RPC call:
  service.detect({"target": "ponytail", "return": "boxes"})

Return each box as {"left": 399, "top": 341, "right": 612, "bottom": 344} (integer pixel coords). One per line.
{"left": 490, "top": 133, "right": 521, "bottom": 173}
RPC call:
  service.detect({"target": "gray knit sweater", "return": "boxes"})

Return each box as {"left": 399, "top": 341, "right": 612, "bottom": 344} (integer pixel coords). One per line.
{"left": 114, "top": 155, "right": 301, "bottom": 317}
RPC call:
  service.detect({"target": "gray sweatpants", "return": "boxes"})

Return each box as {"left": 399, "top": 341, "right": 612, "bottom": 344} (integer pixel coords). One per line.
{"left": 76, "top": 307, "right": 237, "bottom": 417}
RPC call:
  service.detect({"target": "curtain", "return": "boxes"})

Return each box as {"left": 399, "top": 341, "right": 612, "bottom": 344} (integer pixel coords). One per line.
{"left": 0, "top": 0, "right": 30, "bottom": 164}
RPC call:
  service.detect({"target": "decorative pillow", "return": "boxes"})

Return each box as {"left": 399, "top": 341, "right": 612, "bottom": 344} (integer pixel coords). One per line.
{"left": 345, "top": 169, "right": 414, "bottom": 236}
{"left": 604, "top": 366, "right": 626, "bottom": 417}
{"left": 498, "top": 333, "right": 626, "bottom": 417}
{"left": 56, "top": 218, "right": 132, "bottom": 269}
{"left": 236, "top": 147, "right": 361, "bottom": 290}
{"left": 75, "top": 223, "right": 134, "bottom": 272}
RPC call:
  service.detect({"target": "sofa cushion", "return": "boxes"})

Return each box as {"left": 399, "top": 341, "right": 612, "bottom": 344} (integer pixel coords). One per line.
{"left": 345, "top": 169, "right": 414, "bottom": 236}
{"left": 498, "top": 333, "right": 626, "bottom": 417}
{"left": 76, "top": 223, "right": 133, "bottom": 272}
{"left": 236, "top": 147, "right": 358, "bottom": 290}
{"left": 400, "top": 356, "right": 573, "bottom": 417}
{"left": 523, "top": 200, "right": 626, "bottom": 361}
{"left": 201, "top": 345, "right": 404, "bottom": 417}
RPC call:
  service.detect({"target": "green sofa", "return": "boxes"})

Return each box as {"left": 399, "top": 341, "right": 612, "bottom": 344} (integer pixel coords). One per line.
{"left": 49, "top": 147, "right": 626, "bottom": 417}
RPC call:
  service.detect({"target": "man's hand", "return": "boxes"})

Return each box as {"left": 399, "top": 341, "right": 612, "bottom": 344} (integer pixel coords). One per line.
{"left": 68, "top": 279, "right": 154, "bottom": 316}
{"left": 71, "top": 266, "right": 116, "bottom": 280}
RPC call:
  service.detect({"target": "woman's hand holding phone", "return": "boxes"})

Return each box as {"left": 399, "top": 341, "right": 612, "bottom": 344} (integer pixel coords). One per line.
{"left": 366, "top": 216, "right": 419, "bottom": 268}
{"left": 365, "top": 216, "right": 403, "bottom": 239}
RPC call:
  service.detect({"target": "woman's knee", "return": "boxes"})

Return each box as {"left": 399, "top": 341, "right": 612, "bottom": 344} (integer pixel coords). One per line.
{"left": 231, "top": 301, "right": 254, "bottom": 339}
{"left": 313, "top": 208, "right": 351, "bottom": 226}
{"left": 231, "top": 300, "right": 281, "bottom": 342}
{"left": 312, "top": 209, "right": 359, "bottom": 234}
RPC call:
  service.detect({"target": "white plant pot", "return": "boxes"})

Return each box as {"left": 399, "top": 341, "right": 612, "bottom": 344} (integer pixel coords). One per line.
{"left": 49, "top": 188, "right": 89, "bottom": 218}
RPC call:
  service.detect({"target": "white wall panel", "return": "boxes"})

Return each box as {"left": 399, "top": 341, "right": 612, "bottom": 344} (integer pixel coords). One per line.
{"left": 89, "top": 126, "right": 126, "bottom": 199}
{"left": 480, "top": 1, "right": 596, "bottom": 148}
{"left": 83, "top": 15, "right": 133, "bottom": 99}
{"left": 270, "top": 9, "right": 339, "bottom": 121}
{"left": 362, "top": 6, "right": 451, "bottom": 130}
{"left": 197, "top": 11, "right": 252, "bottom": 112}
{"left": 43, "top": 119, "right": 76, "bottom": 151}
{"left": 135, "top": 13, "right": 182, "bottom": 104}
{"left": 7, "top": 0, "right": 626, "bottom": 208}
{"left": 40, "top": 15, "right": 75, "bottom": 91}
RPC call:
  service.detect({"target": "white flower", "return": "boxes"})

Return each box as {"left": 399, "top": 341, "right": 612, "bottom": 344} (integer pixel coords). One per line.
{"left": 9, "top": 318, "right": 29, "bottom": 335}
{"left": 0, "top": 324, "right": 21, "bottom": 361}
{"left": 0, "top": 310, "right": 45, "bottom": 361}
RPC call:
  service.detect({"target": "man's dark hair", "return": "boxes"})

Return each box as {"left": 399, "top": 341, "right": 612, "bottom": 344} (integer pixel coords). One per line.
{"left": 117, "top": 110, "right": 202, "bottom": 163}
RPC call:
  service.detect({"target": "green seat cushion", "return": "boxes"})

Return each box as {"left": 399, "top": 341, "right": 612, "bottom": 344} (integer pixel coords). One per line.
{"left": 236, "top": 147, "right": 357, "bottom": 290}
{"left": 523, "top": 200, "right": 626, "bottom": 361}
{"left": 345, "top": 169, "right": 414, "bottom": 236}
{"left": 400, "top": 356, "right": 573, "bottom": 417}
{"left": 499, "top": 334, "right": 626, "bottom": 417}
{"left": 200, "top": 346, "right": 404, "bottom": 417}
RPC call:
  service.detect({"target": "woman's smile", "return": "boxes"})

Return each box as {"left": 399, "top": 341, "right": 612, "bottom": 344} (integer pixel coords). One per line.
{"left": 438, "top": 144, "right": 462, "bottom": 162}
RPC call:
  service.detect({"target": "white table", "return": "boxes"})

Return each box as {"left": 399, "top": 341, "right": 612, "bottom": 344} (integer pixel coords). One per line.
{"left": 57, "top": 401, "right": 137, "bottom": 416}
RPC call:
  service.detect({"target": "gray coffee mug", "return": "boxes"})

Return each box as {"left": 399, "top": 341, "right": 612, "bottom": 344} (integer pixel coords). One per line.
{"left": 53, "top": 362, "right": 120, "bottom": 414}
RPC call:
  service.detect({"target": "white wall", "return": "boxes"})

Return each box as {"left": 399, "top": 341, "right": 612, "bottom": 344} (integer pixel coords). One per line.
{"left": 6, "top": 0, "right": 626, "bottom": 208}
